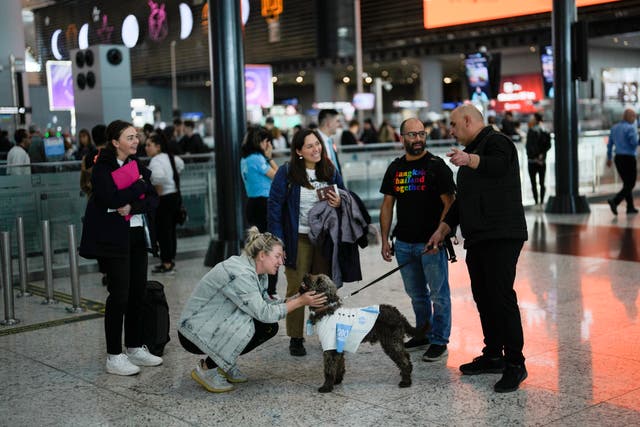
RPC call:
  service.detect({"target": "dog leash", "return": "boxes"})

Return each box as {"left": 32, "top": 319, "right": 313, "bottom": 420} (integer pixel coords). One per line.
{"left": 344, "top": 245, "right": 433, "bottom": 299}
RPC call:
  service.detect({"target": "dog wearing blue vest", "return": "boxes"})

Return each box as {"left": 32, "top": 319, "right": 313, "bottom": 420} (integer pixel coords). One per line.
{"left": 301, "top": 273, "right": 427, "bottom": 393}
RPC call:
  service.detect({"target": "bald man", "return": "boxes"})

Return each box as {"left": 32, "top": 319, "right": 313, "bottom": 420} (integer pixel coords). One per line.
{"left": 428, "top": 105, "right": 528, "bottom": 393}
{"left": 606, "top": 108, "right": 639, "bottom": 215}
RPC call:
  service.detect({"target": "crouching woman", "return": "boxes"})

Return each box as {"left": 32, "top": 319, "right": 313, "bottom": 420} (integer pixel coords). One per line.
{"left": 178, "top": 227, "right": 326, "bottom": 393}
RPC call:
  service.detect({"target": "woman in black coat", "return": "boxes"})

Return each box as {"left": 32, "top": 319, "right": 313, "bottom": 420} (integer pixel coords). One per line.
{"left": 79, "top": 120, "right": 162, "bottom": 376}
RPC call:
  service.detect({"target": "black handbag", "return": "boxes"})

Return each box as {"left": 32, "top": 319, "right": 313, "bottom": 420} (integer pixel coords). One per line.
{"left": 176, "top": 193, "right": 188, "bottom": 225}
{"left": 169, "top": 154, "right": 187, "bottom": 225}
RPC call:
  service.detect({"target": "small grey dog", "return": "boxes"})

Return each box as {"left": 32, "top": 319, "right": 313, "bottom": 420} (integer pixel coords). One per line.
{"left": 301, "top": 273, "right": 428, "bottom": 393}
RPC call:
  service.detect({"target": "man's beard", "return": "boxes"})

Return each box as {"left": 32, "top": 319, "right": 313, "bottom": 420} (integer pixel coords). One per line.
{"left": 404, "top": 141, "right": 426, "bottom": 156}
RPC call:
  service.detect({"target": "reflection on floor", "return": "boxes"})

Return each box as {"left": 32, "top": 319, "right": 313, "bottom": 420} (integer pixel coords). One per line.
{"left": 1, "top": 199, "right": 639, "bottom": 426}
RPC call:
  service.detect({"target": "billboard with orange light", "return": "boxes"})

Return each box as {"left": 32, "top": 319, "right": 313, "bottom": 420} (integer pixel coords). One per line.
{"left": 423, "top": 0, "right": 620, "bottom": 29}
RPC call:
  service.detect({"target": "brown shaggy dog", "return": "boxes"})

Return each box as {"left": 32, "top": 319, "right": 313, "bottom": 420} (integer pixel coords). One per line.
{"left": 301, "top": 273, "right": 427, "bottom": 393}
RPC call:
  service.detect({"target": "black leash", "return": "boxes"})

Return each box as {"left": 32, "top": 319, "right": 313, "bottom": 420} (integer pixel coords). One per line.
{"left": 345, "top": 245, "right": 432, "bottom": 299}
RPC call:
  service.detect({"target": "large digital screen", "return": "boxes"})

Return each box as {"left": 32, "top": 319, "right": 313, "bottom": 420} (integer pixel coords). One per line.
{"left": 465, "top": 53, "right": 491, "bottom": 101}
{"left": 245, "top": 64, "right": 274, "bottom": 108}
{"left": 540, "top": 46, "right": 554, "bottom": 98}
{"left": 602, "top": 68, "right": 640, "bottom": 104}
{"left": 352, "top": 93, "right": 375, "bottom": 110}
{"left": 423, "top": 0, "right": 620, "bottom": 29}
{"left": 45, "top": 60, "right": 74, "bottom": 111}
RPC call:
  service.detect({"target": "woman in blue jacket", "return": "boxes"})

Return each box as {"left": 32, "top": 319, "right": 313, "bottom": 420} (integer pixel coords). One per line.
{"left": 267, "top": 128, "right": 345, "bottom": 356}
{"left": 79, "top": 120, "right": 161, "bottom": 376}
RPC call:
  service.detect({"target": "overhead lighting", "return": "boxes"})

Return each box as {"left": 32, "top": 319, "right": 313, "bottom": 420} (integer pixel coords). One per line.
{"left": 443, "top": 77, "right": 452, "bottom": 84}
{"left": 295, "top": 76, "right": 303, "bottom": 83}
{"left": 529, "top": 46, "right": 536, "bottom": 52}
{"left": 381, "top": 70, "right": 389, "bottom": 77}
{"left": 121, "top": 15, "right": 139, "bottom": 48}
{"left": 364, "top": 76, "right": 373, "bottom": 84}
{"left": 342, "top": 76, "right": 350, "bottom": 84}
{"left": 271, "top": 76, "right": 278, "bottom": 83}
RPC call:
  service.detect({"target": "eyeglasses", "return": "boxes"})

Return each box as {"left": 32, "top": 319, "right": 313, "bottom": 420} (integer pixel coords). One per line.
{"left": 402, "top": 131, "right": 427, "bottom": 139}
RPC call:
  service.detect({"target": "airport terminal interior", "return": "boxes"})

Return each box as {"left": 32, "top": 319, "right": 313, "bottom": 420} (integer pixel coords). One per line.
{"left": 1, "top": 0, "right": 640, "bottom": 425}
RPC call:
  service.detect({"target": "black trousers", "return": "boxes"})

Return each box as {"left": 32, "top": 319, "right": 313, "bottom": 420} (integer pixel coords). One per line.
{"left": 156, "top": 192, "right": 180, "bottom": 264}
{"left": 246, "top": 197, "right": 277, "bottom": 294}
{"left": 613, "top": 155, "right": 637, "bottom": 210}
{"left": 100, "top": 227, "right": 148, "bottom": 355}
{"left": 465, "top": 239, "right": 525, "bottom": 366}
{"left": 178, "top": 320, "right": 279, "bottom": 369}
{"left": 527, "top": 161, "right": 546, "bottom": 204}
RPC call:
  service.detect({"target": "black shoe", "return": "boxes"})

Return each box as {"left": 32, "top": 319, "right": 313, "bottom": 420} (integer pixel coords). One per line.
{"left": 459, "top": 355, "right": 505, "bottom": 375}
{"left": 404, "top": 337, "right": 430, "bottom": 352}
{"left": 607, "top": 199, "right": 618, "bottom": 215}
{"left": 422, "top": 344, "right": 448, "bottom": 362}
{"left": 627, "top": 207, "right": 639, "bottom": 214}
{"left": 289, "top": 337, "right": 306, "bottom": 356}
{"left": 152, "top": 262, "right": 176, "bottom": 275}
{"left": 494, "top": 363, "right": 528, "bottom": 393}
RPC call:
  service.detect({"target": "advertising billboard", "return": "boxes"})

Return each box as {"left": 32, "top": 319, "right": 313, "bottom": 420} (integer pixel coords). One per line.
{"left": 494, "top": 73, "right": 544, "bottom": 113}
{"left": 540, "top": 46, "right": 554, "bottom": 98}
{"left": 245, "top": 64, "right": 274, "bottom": 108}
{"left": 465, "top": 53, "right": 491, "bottom": 100}
{"left": 45, "top": 60, "right": 74, "bottom": 111}
{"left": 423, "top": 0, "right": 620, "bottom": 29}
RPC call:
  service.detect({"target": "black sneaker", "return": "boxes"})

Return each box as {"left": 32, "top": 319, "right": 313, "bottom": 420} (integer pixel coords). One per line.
{"left": 607, "top": 199, "right": 618, "bottom": 215}
{"left": 494, "top": 363, "right": 528, "bottom": 393}
{"left": 422, "top": 344, "right": 448, "bottom": 362}
{"left": 289, "top": 337, "right": 306, "bottom": 356}
{"left": 627, "top": 207, "right": 639, "bottom": 214}
{"left": 404, "top": 337, "right": 430, "bottom": 352}
{"left": 459, "top": 355, "right": 505, "bottom": 375}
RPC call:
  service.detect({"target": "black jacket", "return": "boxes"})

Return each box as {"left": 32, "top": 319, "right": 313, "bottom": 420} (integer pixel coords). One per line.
{"left": 79, "top": 148, "right": 159, "bottom": 259}
{"left": 444, "top": 127, "right": 528, "bottom": 247}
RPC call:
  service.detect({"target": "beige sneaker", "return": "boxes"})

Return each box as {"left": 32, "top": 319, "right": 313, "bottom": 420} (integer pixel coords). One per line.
{"left": 191, "top": 360, "right": 234, "bottom": 393}
{"left": 218, "top": 365, "right": 248, "bottom": 383}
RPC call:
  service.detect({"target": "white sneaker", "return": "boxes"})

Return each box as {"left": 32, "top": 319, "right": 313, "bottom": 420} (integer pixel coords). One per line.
{"left": 218, "top": 365, "right": 248, "bottom": 383}
{"left": 106, "top": 353, "right": 141, "bottom": 376}
{"left": 126, "top": 345, "right": 163, "bottom": 367}
{"left": 191, "top": 360, "right": 234, "bottom": 393}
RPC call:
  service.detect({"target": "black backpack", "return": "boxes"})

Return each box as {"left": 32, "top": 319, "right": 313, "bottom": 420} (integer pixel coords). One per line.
{"left": 142, "top": 280, "right": 171, "bottom": 356}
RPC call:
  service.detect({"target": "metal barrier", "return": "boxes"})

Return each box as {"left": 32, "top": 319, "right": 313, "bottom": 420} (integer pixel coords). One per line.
{"left": 15, "top": 217, "right": 31, "bottom": 297}
{"left": 65, "top": 224, "right": 83, "bottom": 313}
{"left": 41, "top": 220, "right": 57, "bottom": 305}
{"left": 1, "top": 231, "right": 20, "bottom": 325}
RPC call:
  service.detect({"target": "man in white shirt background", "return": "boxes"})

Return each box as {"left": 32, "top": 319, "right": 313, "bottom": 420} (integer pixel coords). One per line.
{"left": 7, "top": 128, "right": 31, "bottom": 175}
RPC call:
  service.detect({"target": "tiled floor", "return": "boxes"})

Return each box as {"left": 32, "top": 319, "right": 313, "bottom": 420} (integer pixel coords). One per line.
{"left": 1, "top": 199, "right": 640, "bottom": 426}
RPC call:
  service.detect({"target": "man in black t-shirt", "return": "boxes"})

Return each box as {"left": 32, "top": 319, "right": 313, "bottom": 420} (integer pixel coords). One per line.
{"left": 379, "top": 117, "right": 456, "bottom": 362}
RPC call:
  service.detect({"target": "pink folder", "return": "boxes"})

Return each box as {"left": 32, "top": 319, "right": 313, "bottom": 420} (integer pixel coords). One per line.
{"left": 111, "top": 161, "right": 145, "bottom": 221}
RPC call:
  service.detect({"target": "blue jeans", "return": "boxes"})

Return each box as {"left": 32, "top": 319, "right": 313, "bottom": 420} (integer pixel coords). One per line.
{"left": 395, "top": 240, "right": 451, "bottom": 345}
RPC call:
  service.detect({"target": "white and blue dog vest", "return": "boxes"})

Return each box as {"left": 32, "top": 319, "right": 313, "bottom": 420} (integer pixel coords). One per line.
{"left": 312, "top": 305, "right": 379, "bottom": 353}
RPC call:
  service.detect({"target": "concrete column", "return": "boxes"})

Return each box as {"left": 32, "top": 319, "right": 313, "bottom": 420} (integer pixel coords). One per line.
{"left": 0, "top": 0, "right": 29, "bottom": 132}
{"left": 314, "top": 68, "right": 335, "bottom": 102}
{"left": 420, "top": 57, "right": 443, "bottom": 113}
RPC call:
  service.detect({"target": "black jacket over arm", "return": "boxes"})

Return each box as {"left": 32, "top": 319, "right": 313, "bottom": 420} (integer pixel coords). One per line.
{"left": 79, "top": 149, "right": 159, "bottom": 258}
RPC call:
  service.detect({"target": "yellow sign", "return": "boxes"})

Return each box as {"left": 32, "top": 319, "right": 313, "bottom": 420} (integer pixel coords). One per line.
{"left": 261, "top": 0, "right": 283, "bottom": 17}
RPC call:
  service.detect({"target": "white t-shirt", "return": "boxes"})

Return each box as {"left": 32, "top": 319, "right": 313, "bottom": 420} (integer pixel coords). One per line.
{"left": 298, "top": 168, "right": 328, "bottom": 234}
{"left": 314, "top": 306, "right": 380, "bottom": 353}
{"left": 6, "top": 145, "right": 31, "bottom": 175}
{"left": 148, "top": 152, "right": 184, "bottom": 196}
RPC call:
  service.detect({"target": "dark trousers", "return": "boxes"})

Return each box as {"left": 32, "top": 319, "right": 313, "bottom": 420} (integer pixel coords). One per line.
{"left": 100, "top": 227, "right": 148, "bottom": 355}
{"left": 527, "top": 161, "right": 546, "bottom": 204}
{"left": 157, "top": 192, "right": 180, "bottom": 264}
{"left": 178, "top": 320, "right": 279, "bottom": 369}
{"left": 613, "top": 155, "right": 637, "bottom": 210}
{"left": 465, "top": 239, "right": 525, "bottom": 366}
{"left": 246, "top": 197, "right": 277, "bottom": 294}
